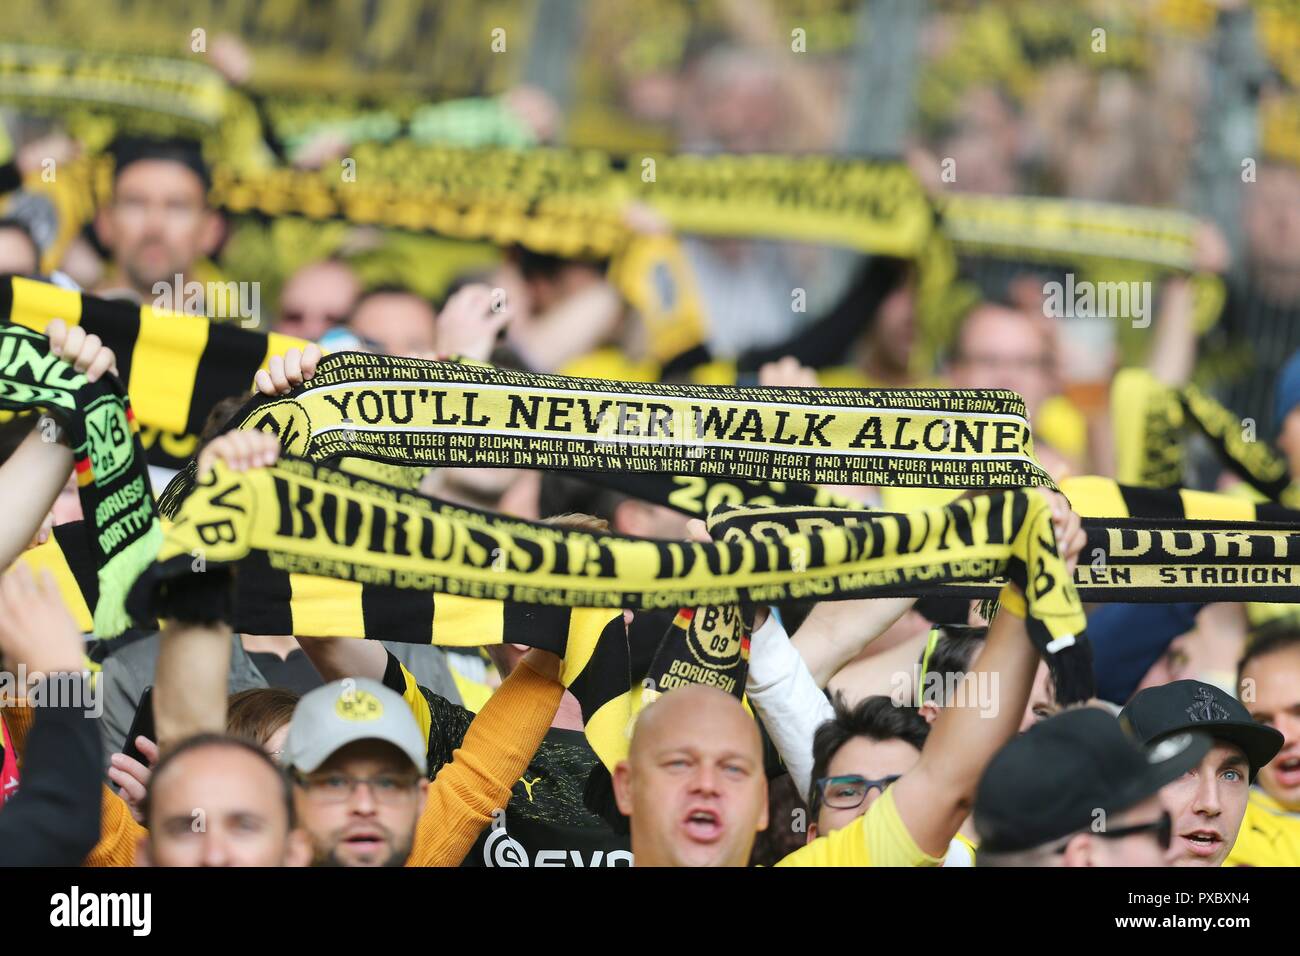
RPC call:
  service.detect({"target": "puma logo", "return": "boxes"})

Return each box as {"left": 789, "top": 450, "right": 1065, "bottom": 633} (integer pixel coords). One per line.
{"left": 519, "top": 774, "right": 544, "bottom": 801}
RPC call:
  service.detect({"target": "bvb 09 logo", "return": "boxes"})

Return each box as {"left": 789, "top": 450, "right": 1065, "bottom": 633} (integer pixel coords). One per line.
{"left": 686, "top": 606, "right": 743, "bottom": 670}
{"left": 335, "top": 690, "right": 384, "bottom": 722}
{"left": 84, "top": 396, "right": 133, "bottom": 485}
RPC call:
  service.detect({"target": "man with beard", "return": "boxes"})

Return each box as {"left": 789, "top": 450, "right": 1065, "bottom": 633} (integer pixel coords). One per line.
{"left": 1120, "top": 679, "right": 1282, "bottom": 866}
{"left": 288, "top": 659, "right": 563, "bottom": 867}
{"left": 93, "top": 138, "right": 222, "bottom": 304}
{"left": 285, "top": 679, "right": 431, "bottom": 867}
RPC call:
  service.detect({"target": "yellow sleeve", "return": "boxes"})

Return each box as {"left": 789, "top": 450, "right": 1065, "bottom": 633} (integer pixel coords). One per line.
{"left": 1036, "top": 395, "right": 1088, "bottom": 462}
{"left": 392, "top": 660, "right": 433, "bottom": 744}
{"left": 87, "top": 788, "right": 147, "bottom": 868}
{"left": 450, "top": 671, "right": 493, "bottom": 714}
{"left": 775, "top": 787, "right": 944, "bottom": 867}
{"left": 1225, "top": 792, "right": 1300, "bottom": 867}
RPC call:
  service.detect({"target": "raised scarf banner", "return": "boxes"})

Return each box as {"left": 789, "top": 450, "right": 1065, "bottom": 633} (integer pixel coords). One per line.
{"left": 707, "top": 503, "right": 1300, "bottom": 605}
{"left": 641, "top": 605, "right": 752, "bottom": 703}
{"left": 1111, "top": 368, "right": 1299, "bottom": 507}
{"left": 0, "top": 322, "right": 160, "bottom": 635}
{"left": 1, "top": 276, "right": 310, "bottom": 470}
{"left": 132, "top": 455, "right": 1091, "bottom": 703}
{"left": 940, "top": 194, "right": 1203, "bottom": 272}
{"left": 158, "top": 350, "right": 1055, "bottom": 510}
{"left": 0, "top": 43, "right": 269, "bottom": 170}
{"left": 37, "top": 473, "right": 1300, "bottom": 647}
{"left": 23, "top": 517, "right": 747, "bottom": 779}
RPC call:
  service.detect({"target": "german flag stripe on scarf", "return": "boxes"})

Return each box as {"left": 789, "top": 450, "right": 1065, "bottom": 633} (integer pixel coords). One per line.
{"left": 0, "top": 323, "right": 161, "bottom": 635}
{"left": 0, "top": 276, "right": 310, "bottom": 468}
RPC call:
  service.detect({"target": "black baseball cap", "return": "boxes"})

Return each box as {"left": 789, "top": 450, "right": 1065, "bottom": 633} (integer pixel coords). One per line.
{"left": 974, "top": 707, "right": 1210, "bottom": 853}
{"left": 1120, "top": 679, "right": 1283, "bottom": 783}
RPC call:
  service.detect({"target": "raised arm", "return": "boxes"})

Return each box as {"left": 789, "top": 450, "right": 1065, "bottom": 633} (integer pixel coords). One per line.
{"left": 153, "top": 430, "right": 280, "bottom": 751}
{"left": 791, "top": 597, "right": 919, "bottom": 688}
{"left": 296, "top": 634, "right": 389, "bottom": 683}
{"left": 744, "top": 610, "right": 832, "bottom": 798}
{"left": 889, "top": 491, "right": 1084, "bottom": 857}
{"left": 406, "top": 649, "right": 563, "bottom": 866}
{"left": 0, "top": 565, "right": 102, "bottom": 865}
{"left": 0, "top": 319, "right": 116, "bottom": 571}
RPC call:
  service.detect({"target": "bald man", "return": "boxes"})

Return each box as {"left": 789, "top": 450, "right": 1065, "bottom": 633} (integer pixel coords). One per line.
{"left": 612, "top": 489, "right": 1084, "bottom": 866}
{"left": 613, "top": 685, "right": 769, "bottom": 866}
{"left": 616, "top": 581, "right": 1054, "bottom": 867}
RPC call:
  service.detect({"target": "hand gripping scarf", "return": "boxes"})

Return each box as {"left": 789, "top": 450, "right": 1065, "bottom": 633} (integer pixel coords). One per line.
{"left": 0, "top": 323, "right": 160, "bottom": 635}
{"left": 130, "top": 456, "right": 1091, "bottom": 703}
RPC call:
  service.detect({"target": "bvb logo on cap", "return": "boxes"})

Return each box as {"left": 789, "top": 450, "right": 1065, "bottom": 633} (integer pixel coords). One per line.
{"left": 335, "top": 689, "right": 384, "bottom": 722}
{"left": 686, "top": 606, "right": 743, "bottom": 670}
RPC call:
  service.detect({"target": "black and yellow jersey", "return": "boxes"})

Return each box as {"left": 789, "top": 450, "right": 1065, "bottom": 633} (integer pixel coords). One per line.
{"left": 382, "top": 651, "right": 631, "bottom": 867}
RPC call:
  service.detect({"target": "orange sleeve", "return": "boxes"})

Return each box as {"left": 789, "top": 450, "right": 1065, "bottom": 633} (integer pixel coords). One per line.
{"left": 2, "top": 704, "right": 35, "bottom": 754}
{"left": 86, "top": 789, "right": 146, "bottom": 868}
{"left": 405, "top": 661, "right": 562, "bottom": 867}
{"left": 3, "top": 705, "right": 145, "bottom": 867}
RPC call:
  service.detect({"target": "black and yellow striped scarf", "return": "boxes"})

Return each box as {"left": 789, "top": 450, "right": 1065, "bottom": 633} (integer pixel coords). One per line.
{"left": 0, "top": 322, "right": 160, "bottom": 635}
{"left": 131, "top": 455, "right": 1090, "bottom": 702}
{"left": 1112, "top": 368, "right": 1298, "bottom": 506}
{"left": 1, "top": 276, "right": 310, "bottom": 469}
{"left": 157, "top": 350, "right": 1056, "bottom": 512}
{"left": 707, "top": 492, "right": 1300, "bottom": 606}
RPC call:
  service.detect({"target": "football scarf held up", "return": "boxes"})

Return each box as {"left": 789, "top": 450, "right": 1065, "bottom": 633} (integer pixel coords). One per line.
{"left": 42, "top": 477, "right": 1300, "bottom": 645}
{"left": 131, "top": 456, "right": 1090, "bottom": 702}
{"left": 0, "top": 323, "right": 160, "bottom": 635}
{"left": 707, "top": 501, "right": 1300, "bottom": 605}
{"left": 1111, "top": 368, "right": 1299, "bottom": 506}
{"left": 0, "top": 275, "right": 312, "bottom": 470}
{"left": 185, "top": 350, "right": 1057, "bottom": 492}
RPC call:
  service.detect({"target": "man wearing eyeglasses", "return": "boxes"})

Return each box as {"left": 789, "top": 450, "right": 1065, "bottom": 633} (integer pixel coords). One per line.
{"left": 973, "top": 707, "right": 1211, "bottom": 867}
{"left": 805, "top": 695, "right": 928, "bottom": 844}
{"left": 285, "top": 678, "right": 432, "bottom": 867}
{"left": 286, "top": 658, "right": 564, "bottom": 867}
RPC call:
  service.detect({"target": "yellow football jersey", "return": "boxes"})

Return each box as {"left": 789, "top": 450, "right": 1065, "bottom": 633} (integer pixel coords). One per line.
{"left": 1226, "top": 788, "right": 1300, "bottom": 867}
{"left": 776, "top": 787, "right": 943, "bottom": 867}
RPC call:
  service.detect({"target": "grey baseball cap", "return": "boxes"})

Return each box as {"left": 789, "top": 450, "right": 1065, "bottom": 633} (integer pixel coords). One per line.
{"left": 284, "top": 678, "right": 427, "bottom": 775}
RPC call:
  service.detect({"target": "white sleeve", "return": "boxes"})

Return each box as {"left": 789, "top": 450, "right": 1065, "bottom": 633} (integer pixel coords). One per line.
{"left": 745, "top": 610, "right": 834, "bottom": 801}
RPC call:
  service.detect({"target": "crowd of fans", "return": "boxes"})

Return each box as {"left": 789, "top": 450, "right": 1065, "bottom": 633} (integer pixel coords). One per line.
{"left": 0, "top": 2, "right": 1298, "bottom": 873}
